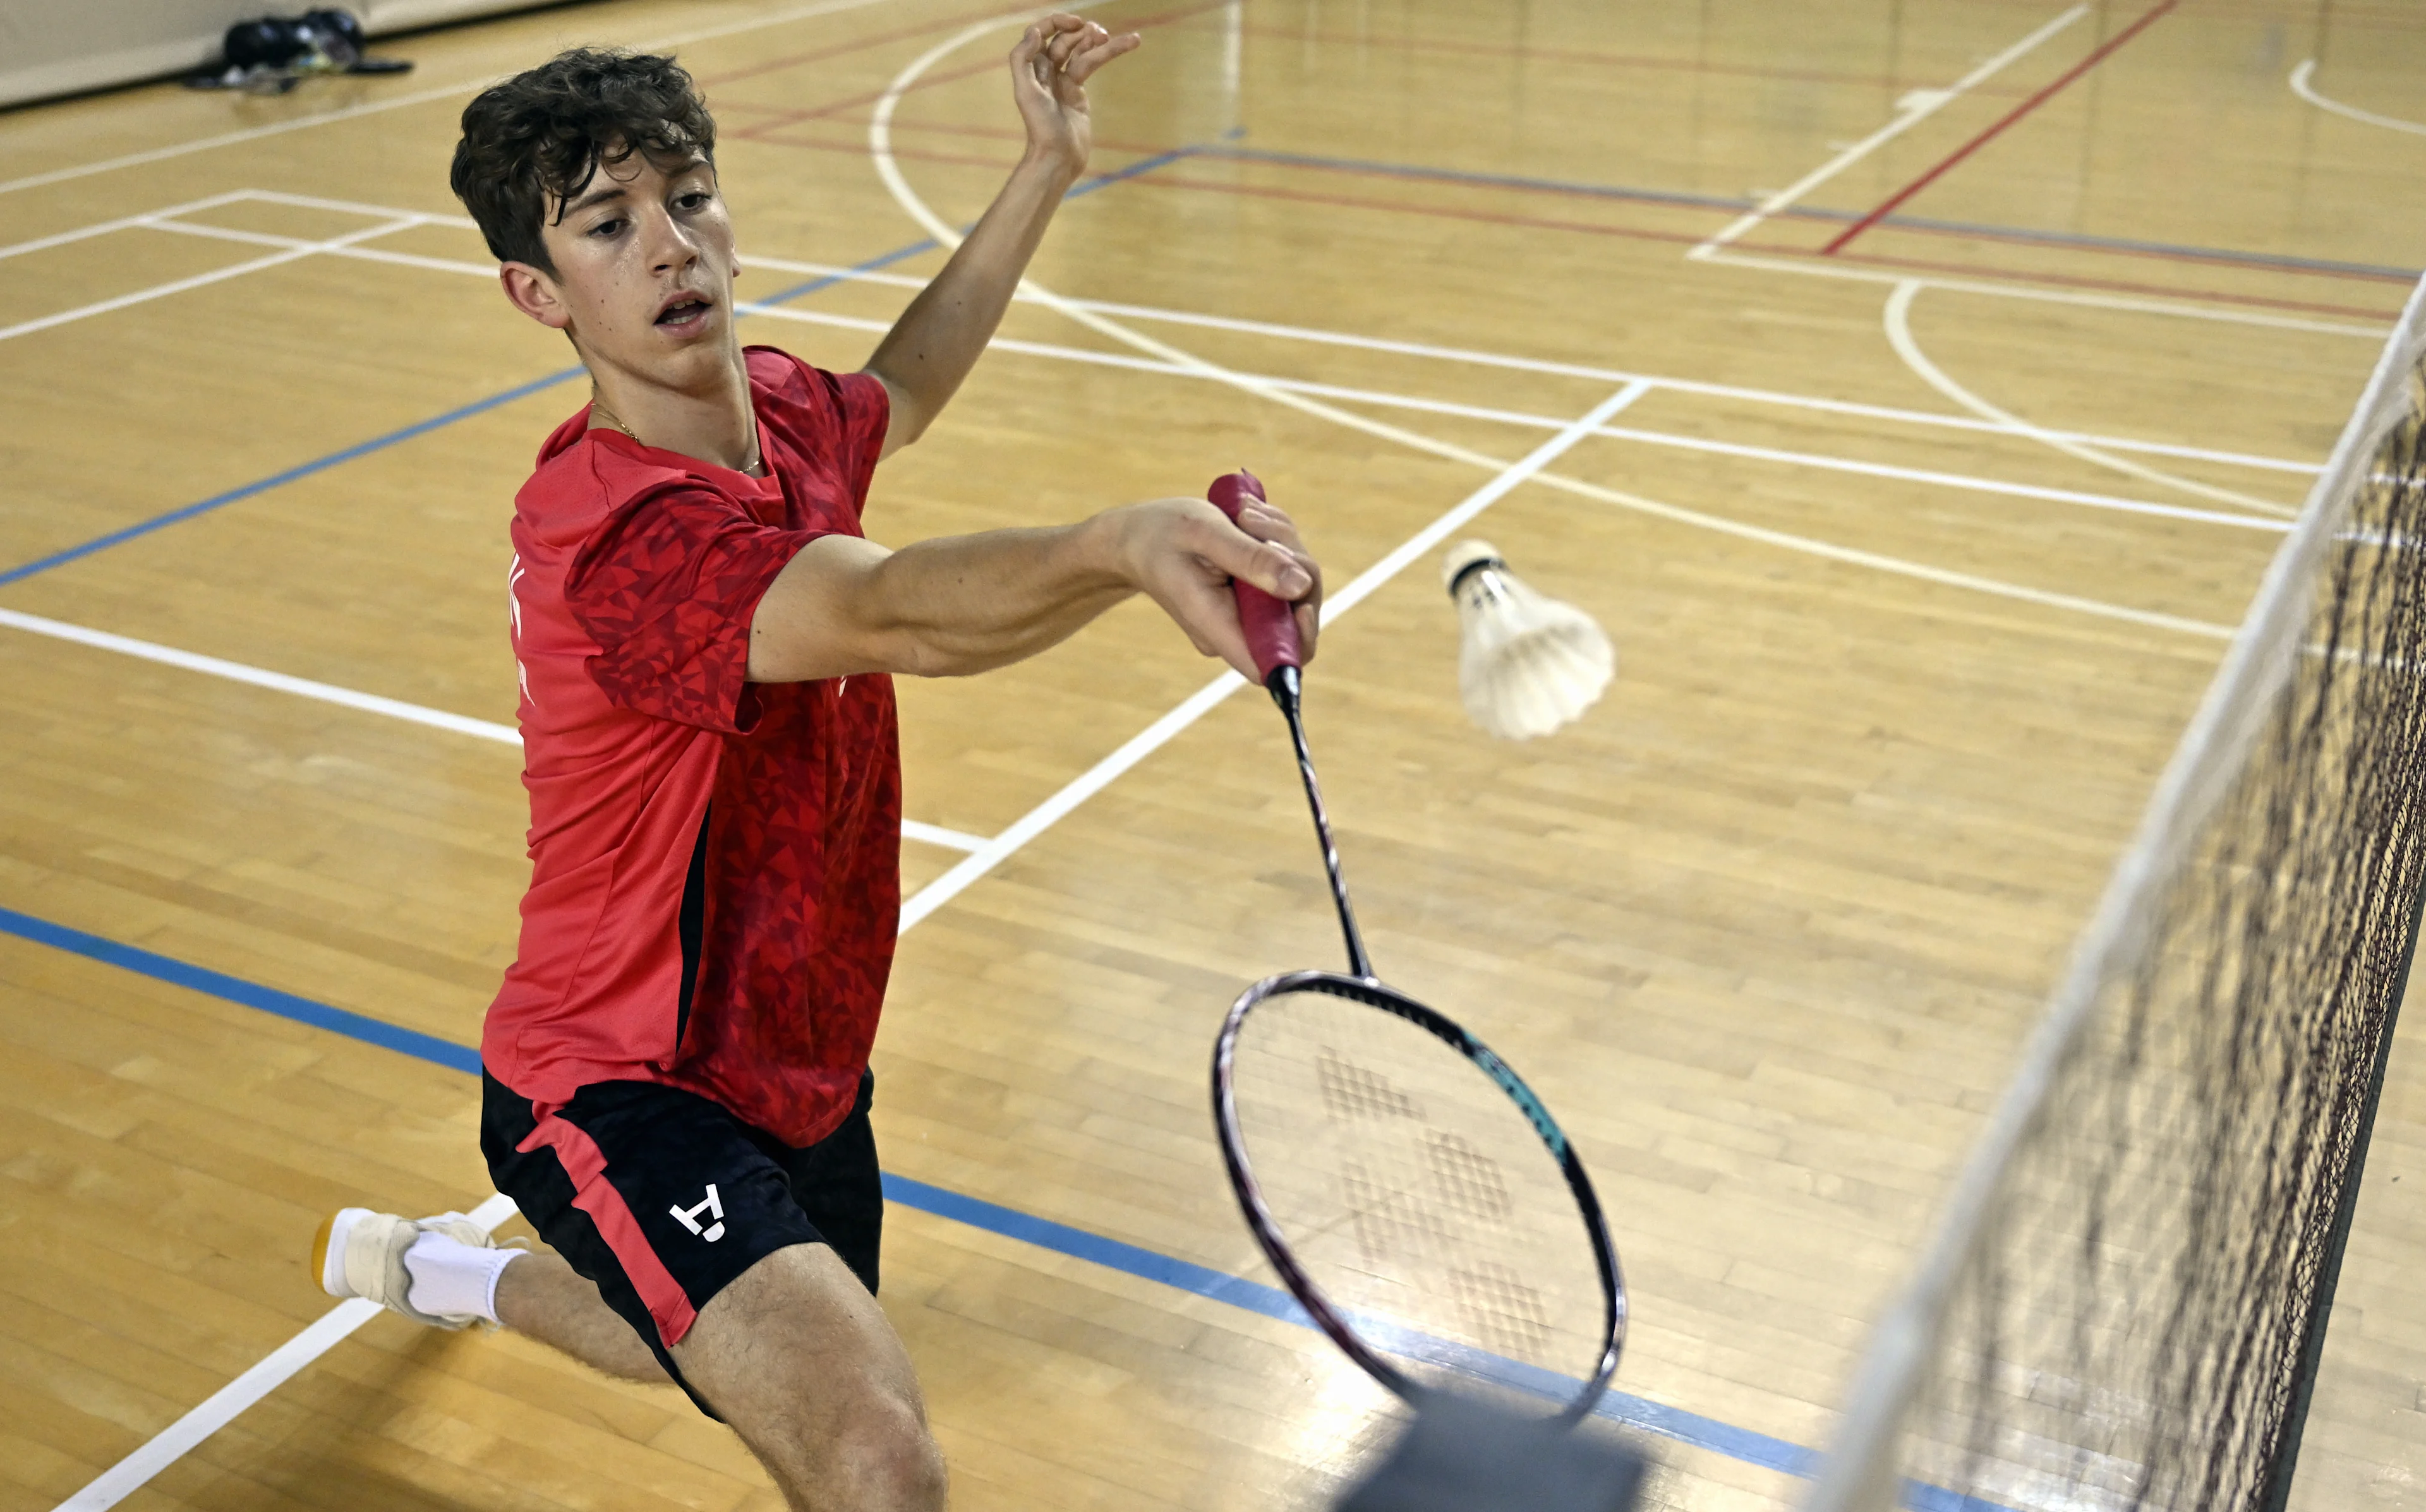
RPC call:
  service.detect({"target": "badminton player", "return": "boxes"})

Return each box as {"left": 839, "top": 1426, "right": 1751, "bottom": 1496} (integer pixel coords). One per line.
{"left": 310, "top": 23, "right": 1320, "bottom": 1509}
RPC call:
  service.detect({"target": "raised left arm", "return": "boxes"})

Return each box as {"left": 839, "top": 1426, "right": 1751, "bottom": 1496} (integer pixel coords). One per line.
{"left": 862, "top": 13, "right": 1140, "bottom": 459}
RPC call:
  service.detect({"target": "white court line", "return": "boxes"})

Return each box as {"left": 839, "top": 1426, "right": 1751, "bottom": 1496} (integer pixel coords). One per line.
{"left": 0, "top": 0, "right": 895, "bottom": 199}
{"left": 1590, "top": 423, "right": 2288, "bottom": 531}
{"left": 50, "top": 1192, "right": 519, "bottom": 1512}
{"left": 1881, "top": 280, "right": 2300, "bottom": 519}
{"left": 240, "top": 187, "right": 480, "bottom": 226}
{"left": 871, "top": 20, "right": 2250, "bottom": 644}
{"left": 744, "top": 251, "right": 2322, "bottom": 476}
{"left": 144, "top": 214, "right": 502, "bottom": 279}
{"left": 2290, "top": 59, "right": 2426, "bottom": 138}
{"left": 1, "top": 193, "right": 2252, "bottom": 642}
{"left": 14, "top": 200, "right": 2290, "bottom": 536}
{"left": 0, "top": 216, "right": 423, "bottom": 344}
{"left": 0, "top": 190, "right": 2322, "bottom": 477}
{"left": 740, "top": 299, "right": 2293, "bottom": 532}
{"left": 1689, "top": 4, "right": 2089, "bottom": 258}
{"left": 0, "top": 608, "right": 985, "bottom": 853}
{"left": 45, "top": 381, "right": 1649, "bottom": 1511}
{"left": 1699, "top": 244, "right": 2391, "bottom": 339}
{"left": 242, "top": 195, "right": 2328, "bottom": 471}
{"left": 0, "top": 190, "right": 253, "bottom": 262}
{"left": 903, "top": 380, "right": 1655, "bottom": 932}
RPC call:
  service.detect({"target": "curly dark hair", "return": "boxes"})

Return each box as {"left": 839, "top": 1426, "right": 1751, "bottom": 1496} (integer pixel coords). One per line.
{"left": 449, "top": 48, "right": 718, "bottom": 275}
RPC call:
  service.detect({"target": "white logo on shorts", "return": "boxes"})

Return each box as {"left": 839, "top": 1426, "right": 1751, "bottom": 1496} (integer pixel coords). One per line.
{"left": 670, "top": 1184, "right": 726, "bottom": 1242}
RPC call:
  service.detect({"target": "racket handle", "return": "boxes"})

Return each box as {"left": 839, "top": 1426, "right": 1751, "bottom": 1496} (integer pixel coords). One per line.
{"left": 1207, "top": 469, "right": 1303, "bottom": 687}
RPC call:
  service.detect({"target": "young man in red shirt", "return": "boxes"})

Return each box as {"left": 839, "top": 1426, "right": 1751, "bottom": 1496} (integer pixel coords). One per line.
{"left": 310, "top": 18, "right": 1320, "bottom": 1508}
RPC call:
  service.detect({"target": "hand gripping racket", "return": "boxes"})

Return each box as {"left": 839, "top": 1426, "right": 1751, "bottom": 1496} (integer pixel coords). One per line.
{"left": 1205, "top": 470, "right": 1626, "bottom": 1422}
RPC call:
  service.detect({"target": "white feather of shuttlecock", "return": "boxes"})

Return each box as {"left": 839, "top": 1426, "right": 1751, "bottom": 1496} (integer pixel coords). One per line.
{"left": 1442, "top": 540, "right": 1613, "bottom": 740}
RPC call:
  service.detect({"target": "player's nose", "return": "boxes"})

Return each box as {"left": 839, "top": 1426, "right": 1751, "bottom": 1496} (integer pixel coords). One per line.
{"left": 641, "top": 207, "right": 702, "bottom": 273}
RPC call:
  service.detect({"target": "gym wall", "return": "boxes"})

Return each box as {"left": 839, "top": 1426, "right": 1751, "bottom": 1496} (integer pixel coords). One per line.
{"left": 0, "top": 1, "right": 554, "bottom": 109}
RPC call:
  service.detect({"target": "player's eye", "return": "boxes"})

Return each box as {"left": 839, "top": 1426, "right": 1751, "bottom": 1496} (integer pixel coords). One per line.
{"left": 589, "top": 217, "right": 624, "bottom": 238}
{"left": 677, "top": 192, "right": 712, "bottom": 212}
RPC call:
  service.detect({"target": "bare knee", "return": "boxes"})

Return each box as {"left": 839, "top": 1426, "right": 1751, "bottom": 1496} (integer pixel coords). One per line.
{"left": 763, "top": 1388, "right": 946, "bottom": 1512}
{"left": 836, "top": 1393, "right": 947, "bottom": 1511}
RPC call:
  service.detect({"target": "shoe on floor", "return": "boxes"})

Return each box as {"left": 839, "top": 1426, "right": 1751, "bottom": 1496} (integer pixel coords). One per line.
{"left": 311, "top": 1207, "right": 494, "bottom": 1329}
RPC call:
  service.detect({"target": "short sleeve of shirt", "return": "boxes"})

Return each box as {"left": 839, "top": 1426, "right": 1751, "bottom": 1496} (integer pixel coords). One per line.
{"left": 830, "top": 368, "right": 890, "bottom": 504}
{"left": 565, "top": 484, "right": 814, "bottom": 734}
{"left": 747, "top": 348, "right": 889, "bottom": 513}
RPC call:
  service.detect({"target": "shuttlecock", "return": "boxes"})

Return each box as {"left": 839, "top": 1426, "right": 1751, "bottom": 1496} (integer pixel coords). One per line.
{"left": 1442, "top": 541, "right": 1613, "bottom": 740}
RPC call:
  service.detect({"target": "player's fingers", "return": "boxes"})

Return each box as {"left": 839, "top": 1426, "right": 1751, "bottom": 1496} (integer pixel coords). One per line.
{"left": 1233, "top": 498, "right": 1305, "bottom": 554}
{"left": 1007, "top": 25, "right": 1049, "bottom": 93}
{"left": 1180, "top": 581, "right": 1260, "bottom": 679}
{"left": 1235, "top": 499, "right": 1322, "bottom": 656}
{"left": 1293, "top": 597, "right": 1321, "bottom": 664}
{"left": 1044, "top": 20, "right": 1100, "bottom": 68}
{"left": 1198, "top": 517, "right": 1313, "bottom": 602}
{"left": 1062, "top": 31, "right": 1140, "bottom": 86}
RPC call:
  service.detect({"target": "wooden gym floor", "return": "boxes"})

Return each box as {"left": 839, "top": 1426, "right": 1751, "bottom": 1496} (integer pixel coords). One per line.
{"left": 3, "top": 0, "right": 2423, "bottom": 1508}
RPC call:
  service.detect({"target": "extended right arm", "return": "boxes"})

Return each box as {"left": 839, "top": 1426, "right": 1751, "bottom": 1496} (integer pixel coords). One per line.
{"left": 746, "top": 495, "right": 1320, "bottom": 685}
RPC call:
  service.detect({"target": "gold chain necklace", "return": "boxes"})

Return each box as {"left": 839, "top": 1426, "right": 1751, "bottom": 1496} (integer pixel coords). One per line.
{"left": 588, "top": 399, "right": 643, "bottom": 447}
{"left": 589, "top": 397, "right": 761, "bottom": 475}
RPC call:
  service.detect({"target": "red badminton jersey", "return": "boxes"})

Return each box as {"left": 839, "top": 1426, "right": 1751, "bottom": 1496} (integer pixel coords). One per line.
{"left": 485, "top": 347, "right": 899, "bottom": 1149}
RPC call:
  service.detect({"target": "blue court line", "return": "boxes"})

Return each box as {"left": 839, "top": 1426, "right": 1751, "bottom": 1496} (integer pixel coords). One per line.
{"left": 0, "top": 366, "right": 587, "bottom": 589}
{"left": 0, "top": 143, "right": 1207, "bottom": 590}
{"left": 1192, "top": 144, "right": 2423, "bottom": 282}
{"left": 0, "top": 905, "right": 482, "bottom": 1074}
{"left": 0, "top": 901, "right": 1826, "bottom": 1485}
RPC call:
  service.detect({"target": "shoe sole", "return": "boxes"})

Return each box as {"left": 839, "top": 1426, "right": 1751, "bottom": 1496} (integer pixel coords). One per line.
{"left": 313, "top": 1207, "right": 371, "bottom": 1298}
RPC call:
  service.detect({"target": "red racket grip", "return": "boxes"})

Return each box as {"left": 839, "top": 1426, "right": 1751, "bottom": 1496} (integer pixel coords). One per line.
{"left": 1207, "top": 469, "right": 1303, "bottom": 684}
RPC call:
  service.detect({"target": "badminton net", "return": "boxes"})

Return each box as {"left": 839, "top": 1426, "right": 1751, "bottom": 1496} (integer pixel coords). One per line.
{"left": 1805, "top": 272, "right": 2426, "bottom": 1512}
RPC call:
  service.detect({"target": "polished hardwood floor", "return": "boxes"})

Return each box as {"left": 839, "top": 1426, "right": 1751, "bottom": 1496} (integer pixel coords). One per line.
{"left": 1, "top": 1, "right": 2422, "bottom": 1508}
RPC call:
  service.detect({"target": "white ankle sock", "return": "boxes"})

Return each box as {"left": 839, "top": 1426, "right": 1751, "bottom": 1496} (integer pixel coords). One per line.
{"left": 403, "top": 1232, "right": 522, "bottom": 1323}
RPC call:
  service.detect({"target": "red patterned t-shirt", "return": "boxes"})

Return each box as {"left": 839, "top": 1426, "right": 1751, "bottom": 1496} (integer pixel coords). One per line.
{"left": 485, "top": 347, "right": 898, "bottom": 1148}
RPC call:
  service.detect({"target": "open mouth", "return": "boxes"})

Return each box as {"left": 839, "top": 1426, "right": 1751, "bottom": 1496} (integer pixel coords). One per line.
{"left": 655, "top": 297, "right": 712, "bottom": 328}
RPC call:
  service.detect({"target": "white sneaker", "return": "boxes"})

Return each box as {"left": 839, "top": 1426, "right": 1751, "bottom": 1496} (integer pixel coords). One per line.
{"left": 313, "top": 1207, "right": 495, "bottom": 1329}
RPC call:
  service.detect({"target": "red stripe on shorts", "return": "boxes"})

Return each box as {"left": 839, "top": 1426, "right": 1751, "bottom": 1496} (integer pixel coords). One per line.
{"left": 518, "top": 1112, "right": 701, "bottom": 1346}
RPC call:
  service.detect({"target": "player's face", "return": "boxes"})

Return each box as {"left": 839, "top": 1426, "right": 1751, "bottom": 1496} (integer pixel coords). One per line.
{"left": 523, "top": 148, "right": 740, "bottom": 389}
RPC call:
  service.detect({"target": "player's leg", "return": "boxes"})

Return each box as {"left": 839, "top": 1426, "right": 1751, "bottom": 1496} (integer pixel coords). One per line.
{"left": 670, "top": 1240, "right": 946, "bottom": 1512}
{"left": 481, "top": 1070, "right": 943, "bottom": 1506}
{"left": 493, "top": 1248, "right": 670, "bottom": 1382}
{"left": 663, "top": 1072, "right": 939, "bottom": 1508}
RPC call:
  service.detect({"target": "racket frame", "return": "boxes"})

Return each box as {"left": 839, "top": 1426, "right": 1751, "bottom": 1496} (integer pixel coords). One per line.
{"left": 1210, "top": 966, "right": 1627, "bottom": 1421}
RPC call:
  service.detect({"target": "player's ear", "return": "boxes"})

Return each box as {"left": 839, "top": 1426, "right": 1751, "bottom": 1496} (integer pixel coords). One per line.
{"left": 498, "top": 262, "right": 571, "bottom": 330}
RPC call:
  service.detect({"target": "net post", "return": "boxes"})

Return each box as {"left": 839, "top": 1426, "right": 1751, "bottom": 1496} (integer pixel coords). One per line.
{"left": 2256, "top": 873, "right": 2426, "bottom": 1512}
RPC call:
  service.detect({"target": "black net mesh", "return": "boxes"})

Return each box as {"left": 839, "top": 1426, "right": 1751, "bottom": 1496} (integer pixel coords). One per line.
{"left": 1848, "top": 309, "right": 2426, "bottom": 1512}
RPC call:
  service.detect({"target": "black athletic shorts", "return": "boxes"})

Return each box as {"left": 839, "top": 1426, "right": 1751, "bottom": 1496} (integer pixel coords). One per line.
{"left": 480, "top": 1067, "right": 882, "bottom": 1417}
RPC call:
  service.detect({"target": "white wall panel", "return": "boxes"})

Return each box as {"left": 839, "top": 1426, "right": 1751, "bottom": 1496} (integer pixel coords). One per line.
{"left": 0, "top": 0, "right": 554, "bottom": 109}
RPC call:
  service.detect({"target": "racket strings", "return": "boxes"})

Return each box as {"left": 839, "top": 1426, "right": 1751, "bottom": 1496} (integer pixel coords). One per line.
{"left": 1230, "top": 985, "right": 1608, "bottom": 1411}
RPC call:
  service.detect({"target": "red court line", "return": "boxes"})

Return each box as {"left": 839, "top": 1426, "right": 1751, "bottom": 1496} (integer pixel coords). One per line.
{"left": 733, "top": 129, "right": 1113, "bottom": 182}
{"left": 1790, "top": 244, "right": 2401, "bottom": 321}
{"left": 726, "top": 0, "right": 1232, "bottom": 133}
{"left": 1229, "top": 23, "right": 2035, "bottom": 95}
{"left": 1111, "top": 173, "right": 2396, "bottom": 320}
{"left": 1822, "top": 0, "right": 2180, "bottom": 255}
{"left": 732, "top": 54, "right": 999, "bottom": 131}
{"left": 691, "top": 0, "right": 1046, "bottom": 89}
{"left": 742, "top": 118, "right": 2411, "bottom": 290}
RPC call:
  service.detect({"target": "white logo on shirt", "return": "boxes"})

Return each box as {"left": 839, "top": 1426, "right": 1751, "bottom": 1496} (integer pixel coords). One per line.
{"left": 508, "top": 553, "right": 534, "bottom": 710}
{"left": 670, "top": 1184, "right": 726, "bottom": 1242}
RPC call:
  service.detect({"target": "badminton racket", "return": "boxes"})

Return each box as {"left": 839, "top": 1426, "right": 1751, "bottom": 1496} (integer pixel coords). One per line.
{"left": 1205, "top": 470, "right": 1626, "bottom": 1422}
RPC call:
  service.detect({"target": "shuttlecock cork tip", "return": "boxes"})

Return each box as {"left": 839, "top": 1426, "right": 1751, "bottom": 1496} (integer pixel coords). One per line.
{"left": 1442, "top": 539, "right": 1504, "bottom": 596}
